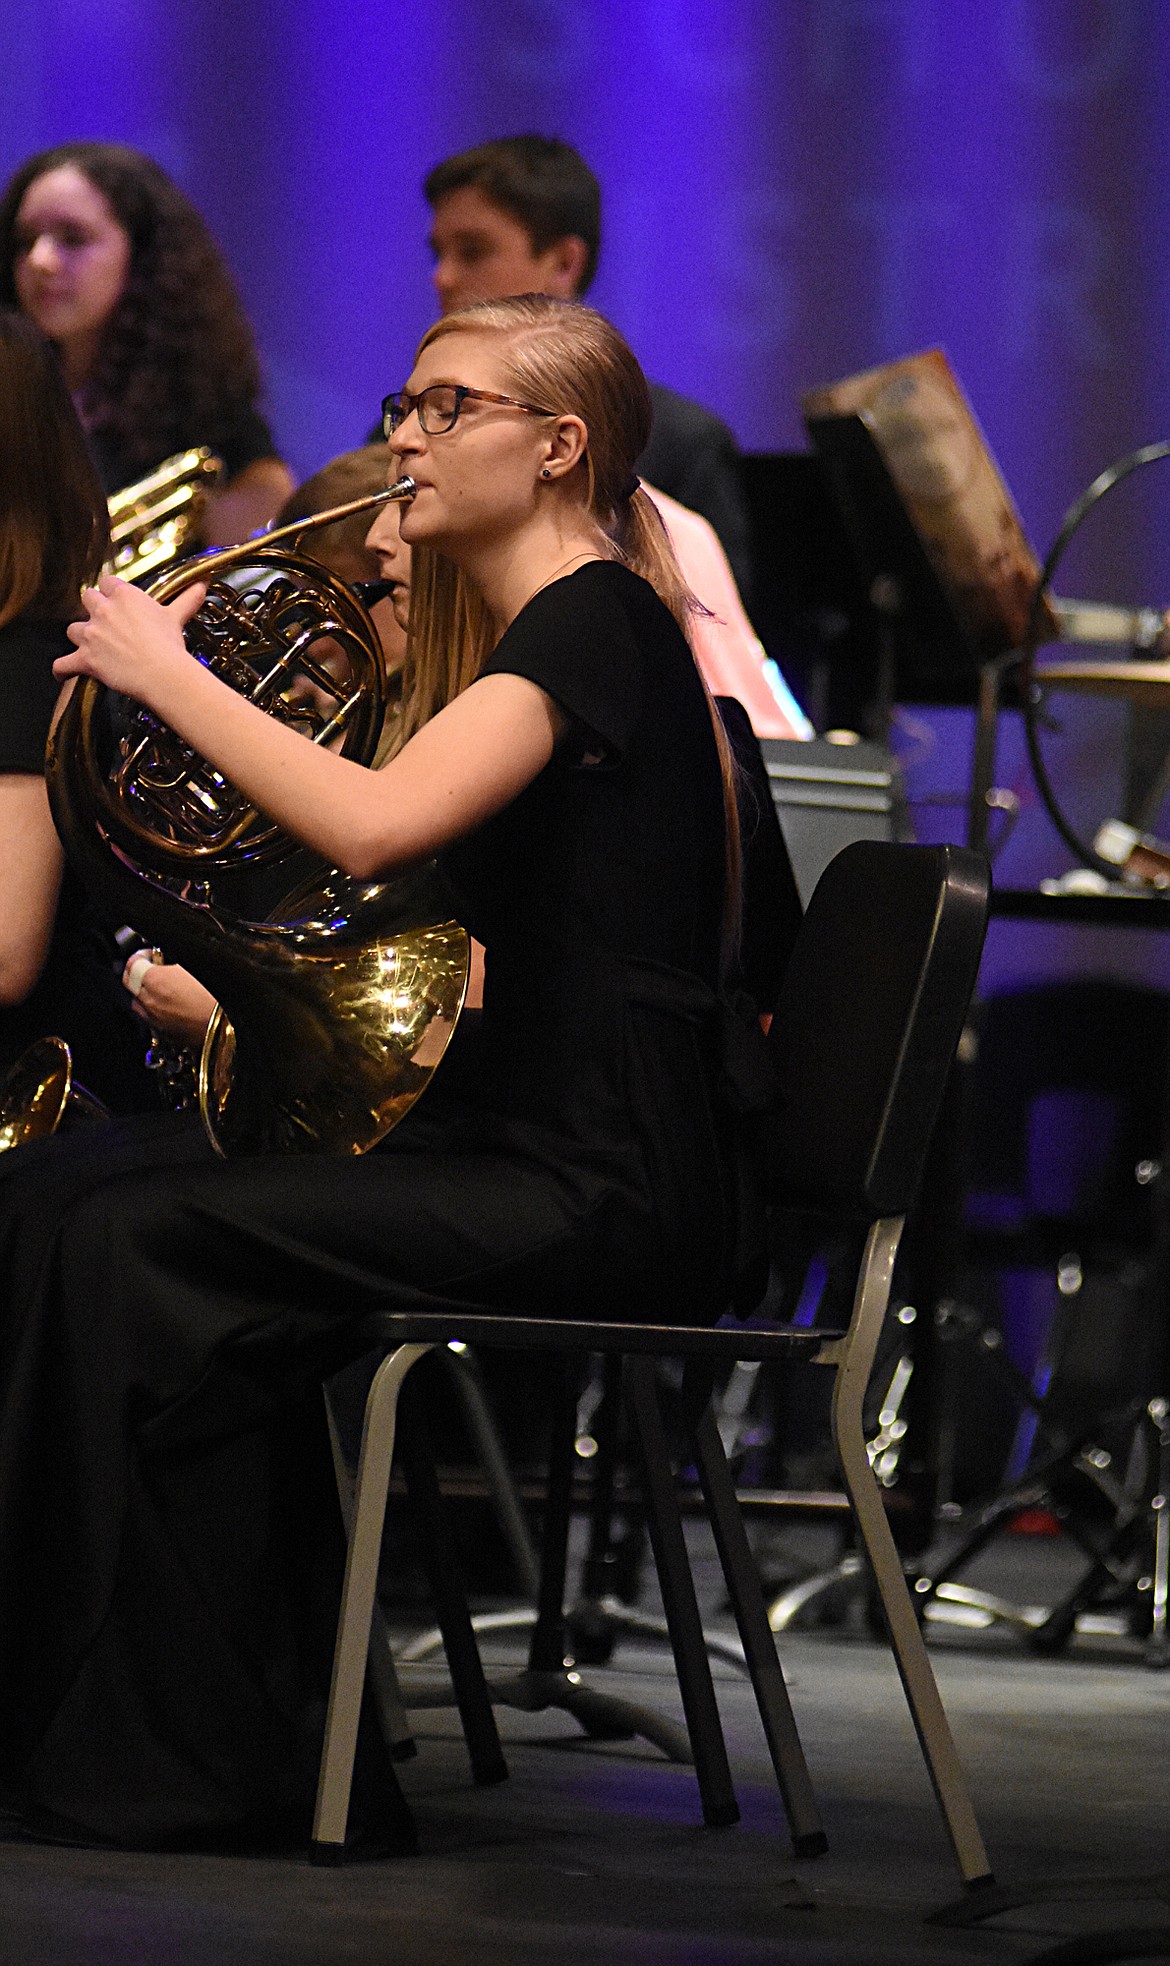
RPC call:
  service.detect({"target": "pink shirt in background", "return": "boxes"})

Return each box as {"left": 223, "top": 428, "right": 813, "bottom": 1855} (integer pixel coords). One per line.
{"left": 645, "top": 484, "right": 812, "bottom": 740}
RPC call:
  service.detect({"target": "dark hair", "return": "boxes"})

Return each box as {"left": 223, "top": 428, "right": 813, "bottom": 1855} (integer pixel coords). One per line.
{"left": 0, "top": 142, "right": 265, "bottom": 478}
{"left": 424, "top": 136, "right": 600, "bottom": 293}
{"left": 0, "top": 309, "right": 109, "bottom": 628}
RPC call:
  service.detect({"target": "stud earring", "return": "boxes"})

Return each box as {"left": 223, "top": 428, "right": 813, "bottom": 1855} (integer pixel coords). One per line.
{"left": 541, "top": 467, "right": 552, "bottom": 479}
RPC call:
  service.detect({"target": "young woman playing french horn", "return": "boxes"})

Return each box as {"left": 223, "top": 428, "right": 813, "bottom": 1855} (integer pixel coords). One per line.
{"left": 0, "top": 296, "right": 748, "bottom": 1853}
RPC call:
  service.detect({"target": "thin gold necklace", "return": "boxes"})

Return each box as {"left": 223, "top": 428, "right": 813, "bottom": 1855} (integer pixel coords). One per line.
{"left": 522, "top": 550, "right": 603, "bottom": 610}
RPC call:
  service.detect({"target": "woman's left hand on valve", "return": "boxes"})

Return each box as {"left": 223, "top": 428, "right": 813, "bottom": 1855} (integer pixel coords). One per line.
{"left": 56, "top": 573, "right": 208, "bottom": 707}
{"left": 123, "top": 951, "right": 219, "bottom": 1049}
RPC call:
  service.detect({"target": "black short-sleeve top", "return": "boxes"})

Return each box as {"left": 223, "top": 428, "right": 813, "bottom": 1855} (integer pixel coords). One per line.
{"left": 0, "top": 618, "right": 64, "bottom": 774}
{"left": 436, "top": 562, "right": 730, "bottom": 1200}
{"left": 443, "top": 559, "right": 726, "bottom": 983}
{"left": 0, "top": 619, "right": 153, "bottom": 1108}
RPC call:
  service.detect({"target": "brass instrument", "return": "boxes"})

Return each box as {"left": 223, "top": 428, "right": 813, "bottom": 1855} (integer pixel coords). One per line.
{"left": 0, "top": 1037, "right": 108, "bottom": 1152}
{"left": 47, "top": 478, "right": 470, "bottom": 1157}
{"left": 106, "top": 447, "right": 224, "bottom": 584}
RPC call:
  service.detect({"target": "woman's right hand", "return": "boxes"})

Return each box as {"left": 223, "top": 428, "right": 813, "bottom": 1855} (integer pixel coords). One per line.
{"left": 123, "top": 952, "right": 217, "bottom": 1049}
{"left": 56, "top": 574, "right": 207, "bottom": 708}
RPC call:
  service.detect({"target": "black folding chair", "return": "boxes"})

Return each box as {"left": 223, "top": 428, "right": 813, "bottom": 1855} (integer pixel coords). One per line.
{"left": 312, "top": 840, "right": 994, "bottom": 1893}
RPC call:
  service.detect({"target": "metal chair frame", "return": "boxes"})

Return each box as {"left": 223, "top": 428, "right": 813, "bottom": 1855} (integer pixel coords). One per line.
{"left": 310, "top": 841, "right": 994, "bottom": 1893}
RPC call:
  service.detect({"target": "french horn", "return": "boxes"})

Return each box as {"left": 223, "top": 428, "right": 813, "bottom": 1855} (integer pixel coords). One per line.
{"left": 0, "top": 1037, "right": 108, "bottom": 1153}
{"left": 105, "top": 447, "right": 224, "bottom": 585}
{"left": 46, "top": 479, "right": 470, "bottom": 1157}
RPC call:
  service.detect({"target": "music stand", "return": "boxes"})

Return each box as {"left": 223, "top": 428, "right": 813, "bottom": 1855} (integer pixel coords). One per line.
{"left": 802, "top": 348, "right": 1057, "bottom": 849}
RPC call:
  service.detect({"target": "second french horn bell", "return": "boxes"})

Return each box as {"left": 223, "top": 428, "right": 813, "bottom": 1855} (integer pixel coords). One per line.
{"left": 46, "top": 479, "right": 470, "bottom": 1157}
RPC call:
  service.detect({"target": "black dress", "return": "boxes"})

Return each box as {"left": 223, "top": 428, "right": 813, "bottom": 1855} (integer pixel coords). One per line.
{"left": 0, "top": 618, "right": 156, "bottom": 1110}
{"left": 0, "top": 563, "right": 737, "bottom": 1849}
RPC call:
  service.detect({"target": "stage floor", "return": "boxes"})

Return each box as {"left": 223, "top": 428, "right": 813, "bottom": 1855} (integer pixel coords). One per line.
{"left": 2, "top": 1528, "right": 1168, "bottom": 1965}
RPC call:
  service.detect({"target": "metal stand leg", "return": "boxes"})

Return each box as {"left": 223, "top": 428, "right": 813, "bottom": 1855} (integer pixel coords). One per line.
{"left": 829, "top": 1218, "right": 994, "bottom": 1891}
{"left": 561, "top": 1358, "right": 752, "bottom": 1673}
{"left": 443, "top": 1343, "right": 540, "bottom": 1599}
{"left": 403, "top": 1351, "right": 751, "bottom": 1676}
{"left": 1147, "top": 1396, "right": 1170, "bottom": 1667}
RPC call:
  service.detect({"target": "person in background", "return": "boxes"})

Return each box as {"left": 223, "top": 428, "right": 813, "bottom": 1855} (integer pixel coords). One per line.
{"left": 274, "top": 444, "right": 408, "bottom": 687}
{"left": 647, "top": 482, "right": 812, "bottom": 739}
{"left": 0, "top": 142, "right": 293, "bottom": 544}
{"left": 424, "top": 136, "right": 751, "bottom": 590}
{"left": 0, "top": 309, "right": 156, "bottom": 1112}
{"left": 420, "top": 135, "right": 809, "bottom": 739}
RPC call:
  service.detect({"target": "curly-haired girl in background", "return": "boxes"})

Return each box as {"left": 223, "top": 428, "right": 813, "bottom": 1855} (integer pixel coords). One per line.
{"left": 0, "top": 142, "right": 293, "bottom": 544}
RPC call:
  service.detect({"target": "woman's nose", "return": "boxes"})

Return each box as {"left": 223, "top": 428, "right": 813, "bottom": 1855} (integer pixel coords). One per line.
{"left": 365, "top": 503, "right": 397, "bottom": 553}
{"left": 26, "top": 232, "right": 59, "bottom": 273}
{"left": 432, "top": 258, "right": 462, "bottom": 311}
{"left": 386, "top": 415, "right": 421, "bottom": 461}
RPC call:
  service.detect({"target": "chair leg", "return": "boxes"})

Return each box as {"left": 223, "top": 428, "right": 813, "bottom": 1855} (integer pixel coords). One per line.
{"left": 442, "top": 1343, "right": 541, "bottom": 1600}
{"left": 526, "top": 1356, "right": 581, "bottom": 1675}
{"left": 829, "top": 1217, "right": 994, "bottom": 1890}
{"left": 689, "top": 1392, "right": 827, "bottom": 1856}
{"left": 323, "top": 1384, "right": 416, "bottom": 1761}
{"left": 313, "top": 1342, "right": 432, "bottom": 1859}
{"left": 480, "top": 1355, "right": 686, "bottom": 1752}
{"left": 624, "top": 1356, "right": 739, "bottom": 1828}
{"left": 395, "top": 1378, "right": 508, "bottom": 1787}
{"left": 404, "top": 1359, "right": 697, "bottom": 1762}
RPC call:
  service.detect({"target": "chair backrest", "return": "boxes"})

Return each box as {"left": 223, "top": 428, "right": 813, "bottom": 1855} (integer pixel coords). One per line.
{"left": 767, "top": 840, "right": 989, "bottom": 1220}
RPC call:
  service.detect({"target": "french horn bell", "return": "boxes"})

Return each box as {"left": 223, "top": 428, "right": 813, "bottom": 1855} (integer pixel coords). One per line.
{"left": 0, "top": 1036, "right": 108, "bottom": 1153}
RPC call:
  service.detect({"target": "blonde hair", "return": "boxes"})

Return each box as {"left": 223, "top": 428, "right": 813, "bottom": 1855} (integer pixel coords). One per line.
{"left": 395, "top": 295, "right": 741, "bottom": 960}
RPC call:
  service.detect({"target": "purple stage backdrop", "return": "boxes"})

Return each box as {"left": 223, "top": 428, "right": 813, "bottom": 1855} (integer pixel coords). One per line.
{"left": 4, "top": 0, "right": 1170, "bottom": 991}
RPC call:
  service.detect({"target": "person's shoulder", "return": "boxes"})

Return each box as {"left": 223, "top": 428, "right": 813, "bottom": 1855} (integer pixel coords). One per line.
{"left": 647, "top": 382, "right": 738, "bottom": 452}
{"left": 561, "top": 559, "right": 682, "bottom": 640}
{"left": 0, "top": 617, "right": 69, "bottom": 767}
{"left": 218, "top": 403, "right": 281, "bottom": 477}
{"left": 0, "top": 616, "right": 70, "bottom": 663}
{"left": 505, "top": 558, "right": 651, "bottom": 649}
{"left": 486, "top": 563, "right": 658, "bottom": 767}
{"left": 520, "top": 557, "right": 650, "bottom": 616}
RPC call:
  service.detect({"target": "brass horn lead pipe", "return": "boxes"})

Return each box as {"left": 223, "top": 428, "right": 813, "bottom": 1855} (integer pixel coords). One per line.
{"left": 145, "top": 476, "right": 417, "bottom": 597}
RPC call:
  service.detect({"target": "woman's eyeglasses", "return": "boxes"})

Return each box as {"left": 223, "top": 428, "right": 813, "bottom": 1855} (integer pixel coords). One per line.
{"left": 381, "top": 384, "right": 556, "bottom": 438}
